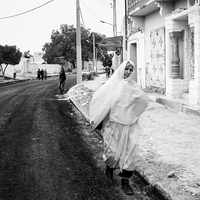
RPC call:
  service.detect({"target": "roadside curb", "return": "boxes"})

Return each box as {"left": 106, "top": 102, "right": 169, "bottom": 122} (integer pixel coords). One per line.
{"left": 0, "top": 79, "right": 31, "bottom": 87}
{"left": 134, "top": 168, "right": 172, "bottom": 200}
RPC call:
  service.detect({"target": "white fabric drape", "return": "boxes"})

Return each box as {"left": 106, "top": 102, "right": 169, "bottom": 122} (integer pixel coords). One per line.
{"left": 89, "top": 60, "right": 149, "bottom": 172}
{"left": 89, "top": 60, "right": 136, "bottom": 129}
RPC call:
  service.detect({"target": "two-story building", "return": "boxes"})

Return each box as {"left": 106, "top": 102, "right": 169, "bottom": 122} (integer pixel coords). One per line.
{"left": 124, "top": 0, "right": 200, "bottom": 104}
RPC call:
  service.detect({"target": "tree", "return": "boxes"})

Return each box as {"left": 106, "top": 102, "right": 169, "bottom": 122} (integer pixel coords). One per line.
{"left": 0, "top": 45, "right": 22, "bottom": 77}
{"left": 42, "top": 24, "right": 106, "bottom": 68}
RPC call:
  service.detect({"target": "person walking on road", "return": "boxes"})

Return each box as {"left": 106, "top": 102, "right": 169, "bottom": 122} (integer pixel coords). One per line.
{"left": 105, "top": 66, "right": 110, "bottom": 78}
{"left": 89, "top": 60, "right": 149, "bottom": 195}
{"left": 44, "top": 69, "right": 47, "bottom": 80}
{"left": 37, "top": 69, "right": 41, "bottom": 80}
{"left": 59, "top": 66, "right": 66, "bottom": 94}
{"left": 40, "top": 69, "right": 44, "bottom": 80}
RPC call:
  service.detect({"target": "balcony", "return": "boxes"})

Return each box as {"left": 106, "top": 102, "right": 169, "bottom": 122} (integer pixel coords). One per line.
{"left": 128, "top": 0, "right": 174, "bottom": 17}
{"left": 128, "top": 0, "right": 151, "bottom": 14}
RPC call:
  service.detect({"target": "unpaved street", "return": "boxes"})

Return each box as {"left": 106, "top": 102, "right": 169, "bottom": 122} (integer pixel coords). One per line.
{"left": 0, "top": 76, "right": 163, "bottom": 200}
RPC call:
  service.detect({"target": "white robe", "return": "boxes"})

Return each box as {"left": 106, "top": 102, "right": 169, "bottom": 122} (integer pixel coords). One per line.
{"left": 89, "top": 60, "right": 149, "bottom": 172}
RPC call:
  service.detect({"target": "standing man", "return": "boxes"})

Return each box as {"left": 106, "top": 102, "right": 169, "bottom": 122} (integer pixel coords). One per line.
{"left": 40, "top": 69, "right": 44, "bottom": 80}
{"left": 44, "top": 69, "right": 47, "bottom": 80}
{"left": 105, "top": 66, "right": 110, "bottom": 78}
{"left": 37, "top": 69, "right": 41, "bottom": 80}
{"left": 59, "top": 66, "right": 66, "bottom": 94}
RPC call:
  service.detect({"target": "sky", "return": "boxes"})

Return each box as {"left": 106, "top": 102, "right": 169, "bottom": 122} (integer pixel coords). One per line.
{"left": 0, "top": 0, "right": 125, "bottom": 54}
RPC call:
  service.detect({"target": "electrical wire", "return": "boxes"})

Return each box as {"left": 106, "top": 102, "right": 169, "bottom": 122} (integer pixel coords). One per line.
{"left": 0, "top": 0, "right": 54, "bottom": 20}
{"left": 30, "top": 0, "right": 70, "bottom": 21}
{"left": 80, "top": 0, "right": 101, "bottom": 20}
{"left": 98, "top": 0, "right": 112, "bottom": 5}
{"left": 80, "top": 8, "right": 86, "bottom": 28}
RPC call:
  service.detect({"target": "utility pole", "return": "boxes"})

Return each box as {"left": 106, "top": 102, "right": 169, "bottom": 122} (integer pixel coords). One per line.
{"left": 113, "top": 0, "right": 117, "bottom": 37}
{"left": 93, "top": 34, "right": 96, "bottom": 73}
{"left": 112, "top": 0, "right": 118, "bottom": 69}
{"left": 125, "top": 0, "right": 128, "bottom": 50}
{"left": 76, "top": 0, "right": 82, "bottom": 84}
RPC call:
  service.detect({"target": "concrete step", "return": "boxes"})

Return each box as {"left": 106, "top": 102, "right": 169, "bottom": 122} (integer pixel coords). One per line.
{"left": 180, "top": 91, "right": 189, "bottom": 101}
{"left": 148, "top": 93, "right": 200, "bottom": 117}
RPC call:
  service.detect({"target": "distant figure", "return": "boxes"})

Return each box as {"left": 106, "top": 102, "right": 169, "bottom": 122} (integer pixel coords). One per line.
{"left": 44, "top": 69, "right": 47, "bottom": 80}
{"left": 37, "top": 69, "right": 41, "bottom": 80}
{"left": 105, "top": 66, "right": 110, "bottom": 78}
{"left": 111, "top": 67, "right": 114, "bottom": 75}
{"left": 59, "top": 67, "right": 66, "bottom": 94}
{"left": 40, "top": 69, "right": 44, "bottom": 80}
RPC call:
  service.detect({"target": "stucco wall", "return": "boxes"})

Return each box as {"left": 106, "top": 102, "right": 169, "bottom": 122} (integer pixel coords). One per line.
{"left": 127, "top": 10, "right": 165, "bottom": 89}
{"left": 144, "top": 10, "right": 165, "bottom": 64}
{"left": 175, "top": 0, "right": 187, "bottom": 9}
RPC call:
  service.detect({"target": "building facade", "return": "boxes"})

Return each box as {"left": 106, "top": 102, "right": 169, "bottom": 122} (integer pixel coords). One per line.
{"left": 125, "top": 0, "right": 200, "bottom": 104}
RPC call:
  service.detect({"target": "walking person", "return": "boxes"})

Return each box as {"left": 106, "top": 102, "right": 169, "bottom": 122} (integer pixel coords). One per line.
{"left": 59, "top": 66, "right": 66, "bottom": 94}
{"left": 105, "top": 66, "right": 110, "bottom": 78}
{"left": 37, "top": 69, "right": 41, "bottom": 80}
{"left": 111, "top": 67, "right": 114, "bottom": 75}
{"left": 89, "top": 60, "right": 149, "bottom": 195}
{"left": 40, "top": 69, "right": 44, "bottom": 80}
{"left": 44, "top": 69, "right": 47, "bottom": 80}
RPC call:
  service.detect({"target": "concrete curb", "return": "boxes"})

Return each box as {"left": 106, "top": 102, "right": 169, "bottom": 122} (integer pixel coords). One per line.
{"left": 134, "top": 168, "right": 172, "bottom": 200}
{"left": 0, "top": 79, "right": 31, "bottom": 87}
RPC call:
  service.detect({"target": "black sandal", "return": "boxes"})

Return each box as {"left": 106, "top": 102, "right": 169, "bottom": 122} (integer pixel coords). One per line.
{"left": 121, "top": 178, "right": 134, "bottom": 195}
{"left": 105, "top": 165, "right": 114, "bottom": 179}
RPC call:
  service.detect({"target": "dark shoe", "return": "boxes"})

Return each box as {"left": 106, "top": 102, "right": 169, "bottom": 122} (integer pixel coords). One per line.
{"left": 105, "top": 165, "right": 114, "bottom": 179}
{"left": 118, "top": 170, "right": 133, "bottom": 178}
{"left": 118, "top": 172, "right": 123, "bottom": 177}
{"left": 121, "top": 179, "right": 134, "bottom": 195}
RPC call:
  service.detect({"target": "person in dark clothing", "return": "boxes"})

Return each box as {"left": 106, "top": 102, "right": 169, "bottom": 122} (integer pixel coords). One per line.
{"left": 111, "top": 68, "right": 114, "bottom": 75}
{"left": 105, "top": 66, "right": 110, "bottom": 78}
{"left": 37, "top": 69, "right": 41, "bottom": 80}
{"left": 40, "top": 69, "right": 44, "bottom": 80}
{"left": 44, "top": 69, "right": 47, "bottom": 80}
{"left": 59, "top": 67, "right": 66, "bottom": 94}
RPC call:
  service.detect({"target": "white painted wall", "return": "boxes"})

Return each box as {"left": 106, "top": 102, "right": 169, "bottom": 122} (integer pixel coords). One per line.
{"left": 83, "top": 60, "right": 104, "bottom": 71}
{"left": 36, "top": 64, "right": 62, "bottom": 74}
{"left": 33, "top": 52, "right": 45, "bottom": 64}
{"left": 2, "top": 63, "right": 62, "bottom": 78}
{"left": 2, "top": 59, "right": 104, "bottom": 78}
{"left": 144, "top": 10, "right": 165, "bottom": 64}
{"left": 175, "top": 0, "right": 187, "bottom": 9}
{"left": 127, "top": 10, "right": 165, "bottom": 89}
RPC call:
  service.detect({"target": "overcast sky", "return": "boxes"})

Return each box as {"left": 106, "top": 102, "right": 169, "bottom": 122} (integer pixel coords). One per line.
{"left": 0, "top": 0, "right": 124, "bottom": 54}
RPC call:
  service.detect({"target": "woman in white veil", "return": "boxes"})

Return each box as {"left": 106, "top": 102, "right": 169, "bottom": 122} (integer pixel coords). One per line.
{"left": 89, "top": 60, "right": 149, "bottom": 195}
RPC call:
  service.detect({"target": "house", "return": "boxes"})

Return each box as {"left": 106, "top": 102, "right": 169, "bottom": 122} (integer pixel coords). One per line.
{"left": 123, "top": 0, "right": 200, "bottom": 104}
